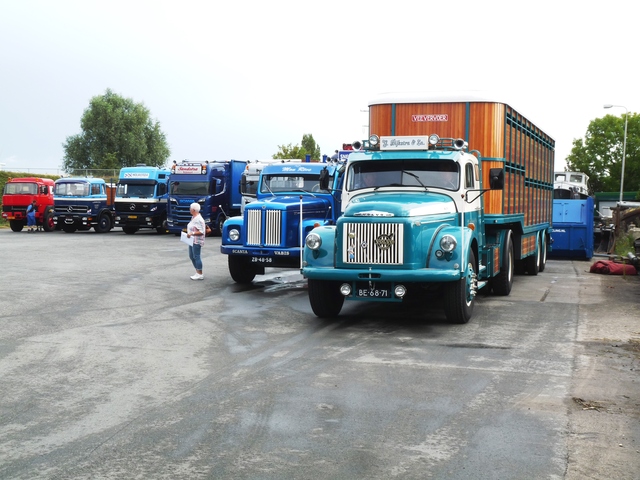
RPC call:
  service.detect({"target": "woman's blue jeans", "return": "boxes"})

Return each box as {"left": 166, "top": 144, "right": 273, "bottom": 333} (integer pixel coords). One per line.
{"left": 188, "top": 244, "right": 202, "bottom": 271}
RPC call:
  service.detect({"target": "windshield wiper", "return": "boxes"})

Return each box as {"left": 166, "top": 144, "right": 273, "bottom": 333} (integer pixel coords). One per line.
{"left": 402, "top": 170, "right": 429, "bottom": 190}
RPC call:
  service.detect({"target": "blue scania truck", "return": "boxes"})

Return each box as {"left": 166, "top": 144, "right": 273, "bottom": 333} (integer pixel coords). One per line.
{"left": 220, "top": 161, "right": 345, "bottom": 283}
{"left": 52, "top": 177, "right": 116, "bottom": 233}
{"left": 166, "top": 159, "right": 246, "bottom": 235}
{"left": 114, "top": 165, "right": 171, "bottom": 234}
{"left": 302, "top": 93, "right": 555, "bottom": 324}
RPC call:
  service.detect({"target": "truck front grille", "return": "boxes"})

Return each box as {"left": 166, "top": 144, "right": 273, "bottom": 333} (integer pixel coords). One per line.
{"left": 54, "top": 205, "right": 88, "bottom": 213}
{"left": 246, "top": 210, "right": 282, "bottom": 246}
{"left": 342, "top": 222, "right": 404, "bottom": 264}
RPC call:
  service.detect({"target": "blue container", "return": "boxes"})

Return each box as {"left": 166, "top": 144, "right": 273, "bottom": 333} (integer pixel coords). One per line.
{"left": 550, "top": 196, "right": 594, "bottom": 259}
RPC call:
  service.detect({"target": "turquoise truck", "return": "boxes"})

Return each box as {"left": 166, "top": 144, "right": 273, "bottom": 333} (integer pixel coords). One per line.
{"left": 302, "top": 94, "right": 554, "bottom": 324}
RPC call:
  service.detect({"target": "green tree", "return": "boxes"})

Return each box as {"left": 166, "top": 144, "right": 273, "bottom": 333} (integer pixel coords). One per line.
{"left": 565, "top": 112, "right": 639, "bottom": 194}
{"left": 62, "top": 89, "right": 171, "bottom": 173}
{"left": 301, "top": 133, "right": 321, "bottom": 160}
{"left": 273, "top": 134, "right": 321, "bottom": 161}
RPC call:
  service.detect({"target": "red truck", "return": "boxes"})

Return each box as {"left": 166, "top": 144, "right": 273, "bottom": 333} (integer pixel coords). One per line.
{"left": 2, "top": 177, "right": 56, "bottom": 232}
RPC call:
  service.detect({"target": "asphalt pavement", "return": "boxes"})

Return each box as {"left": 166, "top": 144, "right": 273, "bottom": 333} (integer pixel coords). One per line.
{"left": 0, "top": 227, "right": 639, "bottom": 479}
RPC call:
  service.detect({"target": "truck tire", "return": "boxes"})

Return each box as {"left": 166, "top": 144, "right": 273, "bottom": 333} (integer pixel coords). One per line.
{"left": 525, "top": 233, "right": 540, "bottom": 276}
{"left": 443, "top": 249, "right": 476, "bottom": 324}
{"left": 493, "top": 231, "right": 514, "bottom": 296}
{"left": 9, "top": 220, "right": 24, "bottom": 232}
{"left": 95, "top": 214, "right": 112, "bottom": 233}
{"left": 122, "top": 226, "right": 138, "bottom": 235}
{"left": 216, "top": 213, "right": 227, "bottom": 236}
{"left": 156, "top": 215, "right": 167, "bottom": 234}
{"left": 228, "top": 256, "right": 257, "bottom": 284}
{"left": 308, "top": 279, "right": 344, "bottom": 318}
{"left": 538, "top": 234, "right": 547, "bottom": 272}
{"left": 63, "top": 224, "right": 77, "bottom": 233}
{"left": 43, "top": 208, "right": 55, "bottom": 232}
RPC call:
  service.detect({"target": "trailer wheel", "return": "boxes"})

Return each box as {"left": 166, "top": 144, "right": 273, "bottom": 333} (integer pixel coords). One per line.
{"left": 538, "top": 234, "right": 547, "bottom": 272}
{"left": 444, "top": 249, "right": 476, "bottom": 324}
{"left": 63, "top": 224, "right": 77, "bottom": 233}
{"left": 493, "top": 231, "right": 514, "bottom": 296}
{"left": 525, "top": 233, "right": 540, "bottom": 276}
{"left": 228, "top": 256, "right": 256, "bottom": 284}
{"left": 308, "top": 279, "right": 344, "bottom": 318}
{"left": 122, "top": 226, "right": 138, "bottom": 235}
{"left": 95, "top": 214, "right": 112, "bottom": 233}
{"left": 9, "top": 220, "right": 24, "bottom": 232}
{"left": 43, "top": 208, "right": 55, "bottom": 232}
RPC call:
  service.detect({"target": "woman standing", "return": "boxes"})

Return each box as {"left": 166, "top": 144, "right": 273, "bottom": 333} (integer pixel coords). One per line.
{"left": 186, "top": 202, "right": 206, "bottom": 280}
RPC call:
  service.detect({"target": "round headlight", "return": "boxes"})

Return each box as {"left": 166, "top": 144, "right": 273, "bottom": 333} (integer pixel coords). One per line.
{"left": 428, "top": 134, "right": 440, "bottom": 146}
{"left": 229, "top": 228, "right": 240, "bottom": 241}
{"left": 440, "top": 234, "right": 457, "bottom": 252}
{"left": 305, "top": 232, "right": 322, "bottom": 250}
{"left": 340, "top": 283, "right": 352, "bottom": 296}
{"left": 369, "top": 134, "right": 379, "bottom": 147}
{"left": 394, "top": 285, "right": 407, "bottom": 298}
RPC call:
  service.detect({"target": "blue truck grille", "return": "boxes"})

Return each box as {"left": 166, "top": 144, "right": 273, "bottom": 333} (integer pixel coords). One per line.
{"left": 247, "top": 210, "right": 282, "bottom": 246}
{"left": 342, "top": 222, "right": 404, "bottom": 265}
{"left": 54, "top": 205, "right": 89, "bottom": 213}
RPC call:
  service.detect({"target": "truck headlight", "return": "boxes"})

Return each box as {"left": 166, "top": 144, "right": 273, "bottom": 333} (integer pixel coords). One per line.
{"left": 305, "top": 232, "right": 322, "bottom": 250}
{"left": 440, "top": 234, "right": 457, "bottom": 252}
{"left": 229, "top": 228, "right": 240, "bottom": 241}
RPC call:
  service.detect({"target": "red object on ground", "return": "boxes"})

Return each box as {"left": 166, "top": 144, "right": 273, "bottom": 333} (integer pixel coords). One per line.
{"left": 589, "top": 260, "right": 638, "bottom": 275}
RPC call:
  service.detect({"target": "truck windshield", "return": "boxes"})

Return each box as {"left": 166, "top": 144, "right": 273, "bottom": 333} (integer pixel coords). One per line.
{"left": 260, "top": 174, "right": 327, "bottom": 193}
{"left": 4, "top": 183, "right": 37, "bottom": 195}
{"left": 54, "top": 182, "right": 89, "bottom": 196}
{"left": 117, "top": 184, "right": 155, "bottom": 198}
{"left": 169, "top": 181, "right": 209, "bottom": 196}
{"left": 347, "top": 160, "right": 459, "bottom": 191}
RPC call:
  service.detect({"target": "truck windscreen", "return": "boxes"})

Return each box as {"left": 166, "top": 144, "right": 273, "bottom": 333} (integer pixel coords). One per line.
{"left": 261, "top": 174, "right": 327, "bottom": 193}
{"left": 4, "top": 183, "right": 37, "bottom": 195}
{"left": 348, "top": 160, "right": 459, "bottom": 191}
{"left": 170, "top": 181, "right": 209, "bottom": 196}
{"left": 117, "top": 184, "right": 156, "bottom": 198}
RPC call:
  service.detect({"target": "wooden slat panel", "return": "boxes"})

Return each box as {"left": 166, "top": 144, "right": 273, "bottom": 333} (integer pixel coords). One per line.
{"left": 369, "top": 99, "right": 554, "bottom": 225}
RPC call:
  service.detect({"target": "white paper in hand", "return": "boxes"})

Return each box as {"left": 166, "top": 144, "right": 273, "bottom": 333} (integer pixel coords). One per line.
{"left": 180, "top": 231, "right": 193, "bottom": 246}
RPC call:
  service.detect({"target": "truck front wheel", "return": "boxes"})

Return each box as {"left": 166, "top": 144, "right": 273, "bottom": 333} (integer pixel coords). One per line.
{"left": 443, "top": 249, "right": 476, "bottom": 324}
{"left": 228, "top": 256, "right": 257, "bottom": 284}
{"left": 43, "top": 208, "right": 55, "bottom": 232}
{"left": 9, "top": 220, "right": 24, "bottom": 232}
{"left": 95, "top": 214, "right": 112, "bottom": 233}
{"left": 308, "top": 279, "right": 345, "bottom": 318}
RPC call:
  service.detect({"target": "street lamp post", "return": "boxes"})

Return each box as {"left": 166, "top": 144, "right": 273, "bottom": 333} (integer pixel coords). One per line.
{"left": 603, "top": 104, "right": 628, "bottom": 203}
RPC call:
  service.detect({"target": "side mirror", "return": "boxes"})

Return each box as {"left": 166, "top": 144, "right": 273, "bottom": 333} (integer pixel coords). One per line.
{"left": 240, "top": 175, "right": 246, "bottom": 193}
{"left": 489, "top": 168, "right": 504, "bottom": 190}
{"left": 318, "top": 168, "right": 330, "bottom": 190}
{"left": 40, "top": 185, "right": 48, "bottom": 195}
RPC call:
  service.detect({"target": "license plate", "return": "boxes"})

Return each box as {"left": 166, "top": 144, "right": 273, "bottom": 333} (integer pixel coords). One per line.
{"left": 251, "top": 257, "right": 272, "bottom": 263}
{"left": 355, "top": 283, "right": 391, "bottom": 298}
{"left": 128, "top": 215, "right": 138, "bottom": 219}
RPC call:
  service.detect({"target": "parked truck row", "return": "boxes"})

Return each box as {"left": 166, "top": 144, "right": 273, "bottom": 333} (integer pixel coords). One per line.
{"left": 4, "top": 93, "right": 557, "bottom": 326}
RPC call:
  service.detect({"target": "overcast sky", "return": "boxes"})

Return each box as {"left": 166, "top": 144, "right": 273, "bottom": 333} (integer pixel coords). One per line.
{"left": 1, "top": 0, "right": 638, "bottom": 175}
